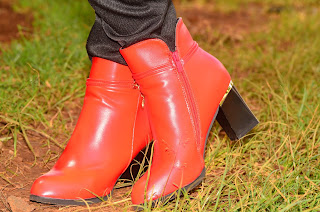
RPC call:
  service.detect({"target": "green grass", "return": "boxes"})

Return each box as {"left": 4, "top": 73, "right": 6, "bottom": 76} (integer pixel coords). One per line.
{"left": 0, "top": 0, "right": 94, "bottom": 147}
{"left": 1, "top": 0, "right": 320, "bottom": 211}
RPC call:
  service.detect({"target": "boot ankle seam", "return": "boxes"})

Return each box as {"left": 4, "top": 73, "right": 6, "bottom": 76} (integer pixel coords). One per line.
{"left": 86, "top": 79, "right": 135, "bottom": 88}
{"left": 181, "top": 42, "right": 199, "bottom": 65}
{"left": 132, "top": 63, "right": 174, "bottom": 81}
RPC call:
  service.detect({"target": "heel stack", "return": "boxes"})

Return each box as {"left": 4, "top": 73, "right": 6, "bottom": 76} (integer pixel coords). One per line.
{"left": 216, "top": 82, "right": 259, "bottom": 140}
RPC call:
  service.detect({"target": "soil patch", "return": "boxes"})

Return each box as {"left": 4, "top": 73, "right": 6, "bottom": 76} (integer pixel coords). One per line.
{"left": 177, "top": 3, "right": 268, "bottom": 44}
{"left": 0, "top": 0, "right": 33, "bottom": 43}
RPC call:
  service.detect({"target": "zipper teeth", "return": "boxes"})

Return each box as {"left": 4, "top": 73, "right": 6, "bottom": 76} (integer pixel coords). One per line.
{"left": 172, "top": 51, "right": 201, "bottom": 147}
{"left": 86, "top": 79, "right": 136, "bottom": 88}
{"left": 182, "top": 42, "right": 199, "bottom": 64}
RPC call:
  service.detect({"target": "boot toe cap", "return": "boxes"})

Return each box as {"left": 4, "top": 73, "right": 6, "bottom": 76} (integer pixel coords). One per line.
{"left": 30, "top": 172, "right": 72, "bottom": 199}
{"left": 131, "top": 171, "right": 172, "bottom": 205}
{"left": 30, "top": 170, "right": 97, "bottom": 200}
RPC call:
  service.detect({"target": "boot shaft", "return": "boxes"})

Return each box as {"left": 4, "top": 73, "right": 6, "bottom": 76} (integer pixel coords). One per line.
{"left": 120, "top": 19, "right": 231, "bottom": 156}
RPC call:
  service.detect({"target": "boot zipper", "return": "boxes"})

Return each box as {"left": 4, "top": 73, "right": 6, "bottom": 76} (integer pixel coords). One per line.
{"left": 134, "top": 83, "right": 145, "bottom": 108}
{"left": 172, "top": 51, "right": 201, "bottom": 147}
{"left": 141, "top": 94, "right": 145, "bottom": 108}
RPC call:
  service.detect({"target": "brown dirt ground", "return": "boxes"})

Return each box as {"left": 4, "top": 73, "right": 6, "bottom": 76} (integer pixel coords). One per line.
{"left": 0, "top": 0, "right": 33, "bottom": 44}
{"left": 177, "top": 2, "right": 269, "bottom": 44}
{"left": 0, "top": 2, "right": 269, "bottom": 212}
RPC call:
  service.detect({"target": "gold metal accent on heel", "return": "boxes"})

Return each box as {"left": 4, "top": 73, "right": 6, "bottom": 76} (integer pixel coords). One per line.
{"left": 219, "top": 81, "right": 233, "bottom": 106}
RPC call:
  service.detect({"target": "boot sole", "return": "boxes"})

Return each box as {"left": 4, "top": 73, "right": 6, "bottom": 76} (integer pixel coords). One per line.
{"left": 29, "top": 194, "right": 109, "bottom": 206}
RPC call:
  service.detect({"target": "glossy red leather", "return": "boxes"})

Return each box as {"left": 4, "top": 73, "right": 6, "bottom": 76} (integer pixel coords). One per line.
{"left": 120, "top": 18, "right": 231, "bottom": 204}
{"left": 30, "top": 57, "right": 151, "bottom": 201}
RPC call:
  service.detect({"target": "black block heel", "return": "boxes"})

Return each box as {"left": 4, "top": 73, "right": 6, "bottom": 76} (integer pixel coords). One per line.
{"left": 216, "top": 83, "right": 259, "bottom": 140}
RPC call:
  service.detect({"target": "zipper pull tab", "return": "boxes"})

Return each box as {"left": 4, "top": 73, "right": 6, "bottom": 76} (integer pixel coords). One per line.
{"left": 133, "top": 82, "right": 140, "bottom": 89}
{"left": 134, "top": 82, "right": 144, "bottom": 108}
{"left": 141, "top": 94, "right": 145, "bottom": 108}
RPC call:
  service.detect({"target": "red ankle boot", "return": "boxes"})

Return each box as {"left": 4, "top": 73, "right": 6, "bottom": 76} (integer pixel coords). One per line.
{"left": 30, "top": 57, "right": 152, "bottom": 205}
{"left": 120, "top": 18, "right": 258, "bottom": 206}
